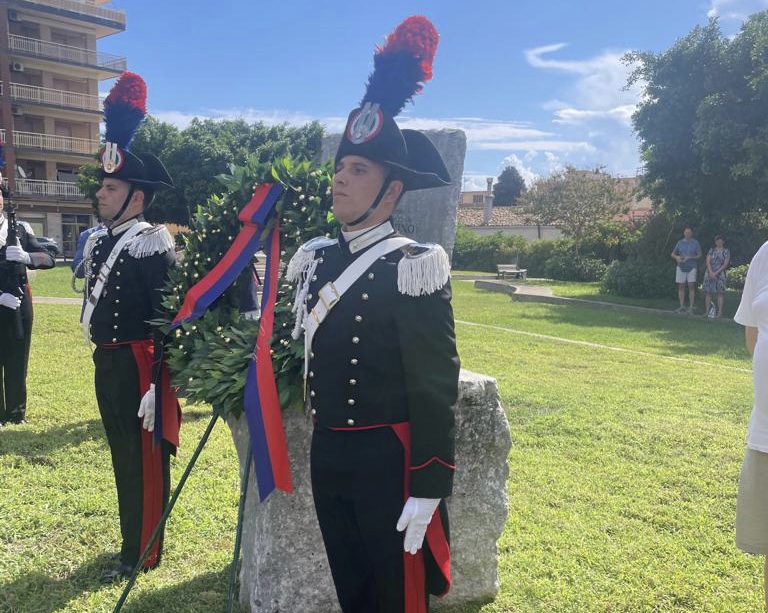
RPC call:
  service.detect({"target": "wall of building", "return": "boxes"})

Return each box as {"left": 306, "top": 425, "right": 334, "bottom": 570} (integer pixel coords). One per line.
{"left": 465, "top": 225, "right": 562, "bottom": 241}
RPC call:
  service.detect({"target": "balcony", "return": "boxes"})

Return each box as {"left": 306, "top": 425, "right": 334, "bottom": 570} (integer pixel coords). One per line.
{"left": 16, "top": 0, "right": 126, "bottom": 27}
{"left": 14, "top": 178, "right": 85, "bottom": 200}
{"left": 9, "top": 34, "right": 126, "bottom": 72}
{"left": 14, "top": 130, "right": 100, "bottom": 155}
{"left": 9, "top": 82, "right": 100, "bottom": 112}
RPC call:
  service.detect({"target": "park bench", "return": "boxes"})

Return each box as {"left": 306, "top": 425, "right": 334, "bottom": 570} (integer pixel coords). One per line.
{"left": 496, "top": 263, "right": 527, "bottom": 280}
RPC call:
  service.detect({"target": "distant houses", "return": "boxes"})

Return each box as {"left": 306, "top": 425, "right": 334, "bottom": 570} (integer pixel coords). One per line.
{"left": 458, "top": 174, "right": 652, "bottom": 240}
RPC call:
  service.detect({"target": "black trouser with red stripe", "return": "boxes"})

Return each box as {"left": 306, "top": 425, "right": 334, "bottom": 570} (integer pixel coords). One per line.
{"left": 94, "top": 345, "right": 171, "bottom": 568}
{"left": 311, "top": 425, "right": 429, "bottom": 613}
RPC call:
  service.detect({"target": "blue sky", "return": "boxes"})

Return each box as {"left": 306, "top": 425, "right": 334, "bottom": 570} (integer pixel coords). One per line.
{"left": 100, "top": 0, "right": 768, "bottom": 190}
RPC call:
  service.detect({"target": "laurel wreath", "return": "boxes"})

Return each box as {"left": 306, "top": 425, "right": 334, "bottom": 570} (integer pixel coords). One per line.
{"left": 160, "top": 155, "right": 337, "bottom": 418}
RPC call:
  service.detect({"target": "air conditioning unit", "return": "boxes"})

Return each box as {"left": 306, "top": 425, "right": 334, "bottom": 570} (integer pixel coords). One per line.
{"left": 11, "top": 106, "right": 23, "bottom": 117}
{"left": 8, "top": 10, "right": 20, "bottom": 22}
{"left": 10, "top": 62, "right": 24, "bottom": 72}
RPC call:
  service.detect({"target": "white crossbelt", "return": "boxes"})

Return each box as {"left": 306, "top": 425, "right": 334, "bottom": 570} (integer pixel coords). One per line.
{"left": 303, "top": 236, "right": 413, "bottom": 376}
{"left": 80, "top": 222, "right": 150, "bottom": 342}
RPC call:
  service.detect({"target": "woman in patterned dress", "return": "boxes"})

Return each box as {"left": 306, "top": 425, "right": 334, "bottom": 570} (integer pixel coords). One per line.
{"left": 703, "top": 235, "right": 730, "bottom": 318}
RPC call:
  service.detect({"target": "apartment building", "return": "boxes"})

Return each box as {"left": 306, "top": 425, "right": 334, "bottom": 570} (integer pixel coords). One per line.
{"left": 0, "top": 0, "right": 125, "bottom": 256}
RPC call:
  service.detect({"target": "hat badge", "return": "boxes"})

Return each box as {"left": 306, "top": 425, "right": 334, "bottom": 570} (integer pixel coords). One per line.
{"left": 347, "top": 102, "right": 383, "bottom": 145}
{"left": 101, "top": 141, "right": 123, "bottom": 174}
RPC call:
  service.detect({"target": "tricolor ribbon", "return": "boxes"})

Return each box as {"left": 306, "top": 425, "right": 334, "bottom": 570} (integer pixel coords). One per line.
{"left": 171, "top": 183, "right": 283, "bottom": 327}
{"left": 170, "top": 182, "right": 292, "bottom": 500}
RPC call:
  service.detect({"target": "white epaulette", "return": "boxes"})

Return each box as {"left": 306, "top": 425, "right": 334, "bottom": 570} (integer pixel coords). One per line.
{"left": 83, "top": 228, "right": 108, "bottom": 261}
{"left": 127, "top": 225, "right": 174, "bottom": 258}
{"left": 397, "top": 242, "right": 451, "bottom": 297}
{"left": 19, "top": 220, "right": 34, "bottom": 235}
{"left": 285, "top": 236, "right": 337, "bottom": 283}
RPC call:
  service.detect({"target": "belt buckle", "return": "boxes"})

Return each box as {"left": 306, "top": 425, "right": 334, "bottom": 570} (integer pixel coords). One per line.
{"left": 318, "top": 282, "right": 340, "bottom": 310}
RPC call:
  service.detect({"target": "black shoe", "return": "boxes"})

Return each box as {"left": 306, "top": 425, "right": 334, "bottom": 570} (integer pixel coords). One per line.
{"left": 100, "top": 562, "right": 133, "bottom": 584}
{"left": 8, "top": 418, "right": 27, "bottom": 425}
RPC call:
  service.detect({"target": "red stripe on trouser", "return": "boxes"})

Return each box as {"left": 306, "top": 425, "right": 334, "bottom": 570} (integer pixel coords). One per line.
{"left": 129, "top": 341, "right": 165, "bottom": 569}
{"left": 390, "top": 422, "right": 452, "bottom": 613}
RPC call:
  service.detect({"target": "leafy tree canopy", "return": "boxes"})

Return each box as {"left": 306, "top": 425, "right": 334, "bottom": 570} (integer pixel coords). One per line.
{"left": 492, "top": 165, "right": 525, "bottom": 206}
{"left": 78, "top": 115, "right": 324, "bottom": 225}
{"left": 521, "top": 166, "right": 632, "bottom": 254}
{"left": 625, "top": 11, "right": 768, "bottom": 226}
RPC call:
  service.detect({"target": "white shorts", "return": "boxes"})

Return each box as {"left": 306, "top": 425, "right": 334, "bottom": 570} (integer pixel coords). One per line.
{"left": 736, "top": 448, "right": 768, "bottom": 554}
{"left": 675, "top": 267, "right": 697, "bottom": 283}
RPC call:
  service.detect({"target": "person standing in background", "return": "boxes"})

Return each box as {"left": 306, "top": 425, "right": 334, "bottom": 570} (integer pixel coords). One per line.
{"left": 703, "top": 235, "right": 730, "bottom": 318}
{"left": 671, "top": 226, "right": 702, "bottom": 314}
{"left": 0, "top": 144, "right": 55, "bottom": 426}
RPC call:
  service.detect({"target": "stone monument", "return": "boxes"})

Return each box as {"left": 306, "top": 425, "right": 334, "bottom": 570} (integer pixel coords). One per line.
{"left": 231, "top": 370, "right": 511, "bottom": 612}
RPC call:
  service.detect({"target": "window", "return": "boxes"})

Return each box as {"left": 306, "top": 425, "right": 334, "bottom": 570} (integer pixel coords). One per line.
{"left": 472, "top": 194, "right": 484, "bottom": 204}
{"left": 62, "top": 214, "right": 93, "bottom": 257}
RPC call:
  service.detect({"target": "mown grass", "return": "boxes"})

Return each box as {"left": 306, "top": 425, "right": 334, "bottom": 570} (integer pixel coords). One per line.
{"left": 449, "top": 282, "right": 758, "bottom": 613}
{"left": 450, "top": 271, "right": 743, "bottom": 317}
{"left": 0, "top": 280, "right": 760, "bottom": 612}
{"left": 0, "top": 304, "right": 243, "bottom": 613}
{"left": 28, "top": 263, "right": 82, "bottom": 300}
{"left": 524, "top": 279, "right": 744, "bottom": 318}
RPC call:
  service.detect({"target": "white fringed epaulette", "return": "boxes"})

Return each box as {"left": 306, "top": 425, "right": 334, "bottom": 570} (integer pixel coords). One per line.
{"left": 19, "top": 220, "right": 34, "bottom": 235}
{"left": 127, "top": 225, "right": 174, "bottom": 258}
{"left": 285, "top": 236, "right": 337, "bottom": 282}
{"left": 397, "top": 242, "right": 451, "bottom": 297}
{"left": 83, "top": 228, "right": 107, "bottom": 261}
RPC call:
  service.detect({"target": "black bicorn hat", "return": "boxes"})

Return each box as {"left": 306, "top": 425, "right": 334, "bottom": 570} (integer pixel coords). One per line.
{"left": 335, "top": 16, "right": 451, "bottom": 192}
{"left": 99, "top": 72, "right": 173, "bottom": 191}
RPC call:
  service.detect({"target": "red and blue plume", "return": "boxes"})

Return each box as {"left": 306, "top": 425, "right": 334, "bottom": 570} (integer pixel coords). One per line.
{"left": 362, "top": 15, "right": 439, "bottom": 116}
{"left": 103, "top": 71, "right": 147, "bottom": 150}
{"left": 0, "top": 136, "right": 5, "bottom": 170}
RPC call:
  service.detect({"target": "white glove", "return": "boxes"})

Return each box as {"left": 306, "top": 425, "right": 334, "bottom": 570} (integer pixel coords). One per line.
{"left": 6, "top": 245, "right": 31, "bottom": 265}
{"left": 0, "top": 292, "right": 21, "bottom": 310}
{"left": 396, "top": 497, "right": 441, "bottom": 554}
{"left": 138, "top": 383, "right": 156, "bottom": 432}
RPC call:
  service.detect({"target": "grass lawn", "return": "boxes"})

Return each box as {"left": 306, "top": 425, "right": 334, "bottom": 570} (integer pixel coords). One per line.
{"left": 0, "top": 281, "right": 760, "bottom": 612}
{"left": 449, "top": 271, "right": 743, "bottom": 317}
{"left": 28, "top": 263, "right": 83, "bottom": 300}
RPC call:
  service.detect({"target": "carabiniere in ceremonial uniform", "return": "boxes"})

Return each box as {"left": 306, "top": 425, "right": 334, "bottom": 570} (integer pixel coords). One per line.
{"left": 288, "top": 16, "right": 460, "bottom": 613}
{"left": 80, "top": 72, "right": 181, "bottom": 584}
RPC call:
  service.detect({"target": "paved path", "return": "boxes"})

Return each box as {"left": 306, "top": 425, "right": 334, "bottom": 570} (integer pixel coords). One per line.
{"left": 33, "top": 296, "right": 81, "bottom": 305}
{"left": 469, "top": 278, "right": 730, "bottom": 320}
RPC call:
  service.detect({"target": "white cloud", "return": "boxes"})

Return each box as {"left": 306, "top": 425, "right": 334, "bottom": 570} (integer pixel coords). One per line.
{"left": 525, "top": 44, "right": 641, "bottom": 117}
{"left": 474, "top": 140, "right": 596, "bottom": 153}
{"left": 152, "top": 108, "right": 569, "bottom": 154}
{"left": 499, "top": 154, "right": 539, "bottom": 186}
{"left": 461, "top": 173, "right": 494, "bottom": 191}
{"left": 152, "top": 108, "right": 347, "bottom": 132}
{"left": 707, "top": 0, "right": 768, "bottom": 22}
{"left": 552, "top": 105, "right": 636, "bottom": 126}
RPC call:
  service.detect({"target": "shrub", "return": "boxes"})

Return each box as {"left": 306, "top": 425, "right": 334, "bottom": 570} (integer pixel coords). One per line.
{"left": 518, "top": 239, "right": 559, "bottom": 277}
{"left": 543, "top": 254, "right": 608, "bottom": 282}
{"left": 600, "top": 260, "right": 677, "bottom": 298}
{"left": 451, "top": 226, "right": 527, "bottom": 271}
{"left": 727, "top": 264, "right": 748, "bottom": 290}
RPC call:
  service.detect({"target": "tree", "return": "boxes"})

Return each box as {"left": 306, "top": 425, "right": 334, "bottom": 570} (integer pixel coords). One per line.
{"left": 492, "top": 165, "right": 525, "bottom": 206}
{"left": 625, "top": 12, "right": 768, "bottom": 226}
{"left": 521, "top": 166, "right": 631, "bottom": 254}
{"left": 78, "top": 115, "right": 324, "bottom": 226}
